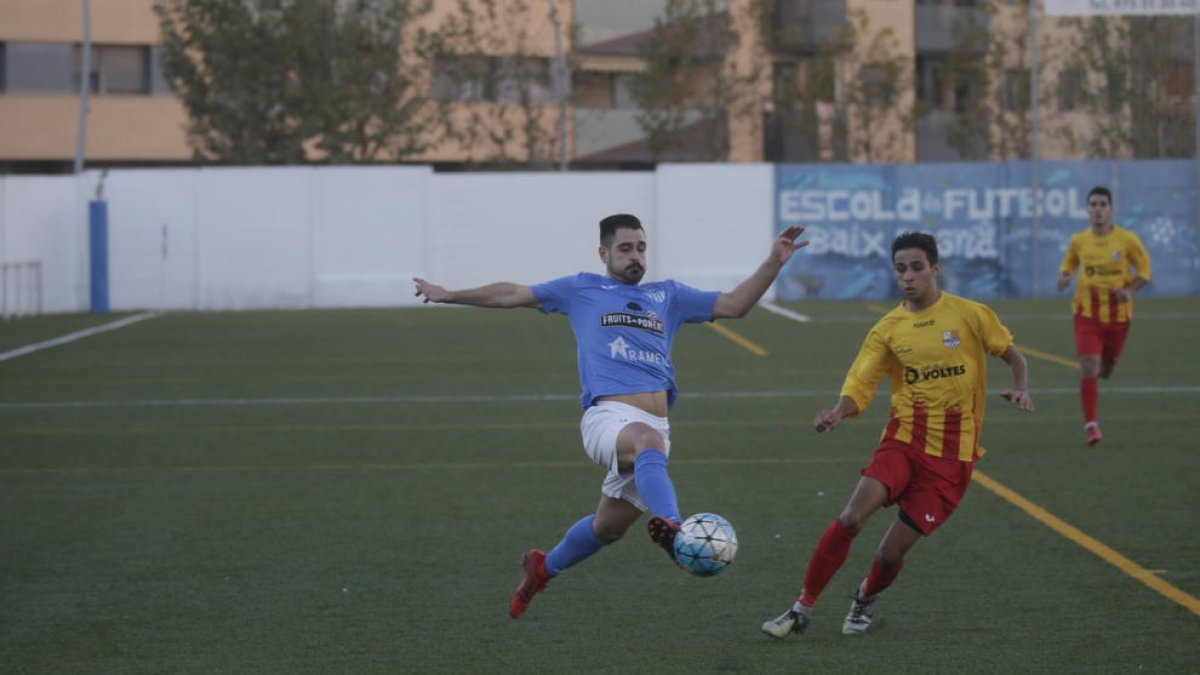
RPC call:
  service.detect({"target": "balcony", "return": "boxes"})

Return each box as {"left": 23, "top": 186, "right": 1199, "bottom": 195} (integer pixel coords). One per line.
{"left": 572, "top": 107, "right": 727, "bottom": 163}
{"left": 916, "top": 3, "right": 989, "bottom": 52}
{"left": 769, "top": 0, "right": 848, "bottom": 54}
{"left": 916, "top": 109, "right": 987, "bottom": 162}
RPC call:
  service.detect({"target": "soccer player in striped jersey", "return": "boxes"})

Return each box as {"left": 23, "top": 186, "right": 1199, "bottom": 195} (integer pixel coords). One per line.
{"left": 1056, "top": 186, "right": 1152, "bottom": 446}
{"left": 762, "top": 231, "right": 1034, "bottom": 638}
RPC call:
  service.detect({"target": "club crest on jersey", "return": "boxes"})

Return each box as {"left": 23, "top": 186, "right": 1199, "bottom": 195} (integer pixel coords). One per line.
{"left": 942, "top": 330, "right": 961, "bottom": 349}
{"left": 1111, "top": 251, "right": 1122, "bottom": 261}
{"left": 645, "top": 290, "right": 666, "bottom": 303}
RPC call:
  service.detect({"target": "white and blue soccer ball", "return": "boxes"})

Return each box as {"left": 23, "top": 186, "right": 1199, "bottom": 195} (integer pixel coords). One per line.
{"left": 673, "top": 512, "right": 738, "bottom": 577}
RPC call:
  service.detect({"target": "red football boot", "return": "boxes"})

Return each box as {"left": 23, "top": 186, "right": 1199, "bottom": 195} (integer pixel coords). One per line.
{"left": 1085, "top": 423, "right": 1103, "bottom": 446}
{"left": 509, "top": 549, "right": 551, "bottom": 619}
{"left": 647, "top": 516, "right": 682, "bottom": 565}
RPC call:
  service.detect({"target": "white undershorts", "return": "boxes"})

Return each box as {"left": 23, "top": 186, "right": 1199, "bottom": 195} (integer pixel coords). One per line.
{"left": 579, "top": 400, "right": 671, "bottom": 511}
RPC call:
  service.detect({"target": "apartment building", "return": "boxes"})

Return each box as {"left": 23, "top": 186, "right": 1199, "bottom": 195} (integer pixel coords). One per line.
{"left": 0, "top": 0, "right": 1192, "bottom": 172}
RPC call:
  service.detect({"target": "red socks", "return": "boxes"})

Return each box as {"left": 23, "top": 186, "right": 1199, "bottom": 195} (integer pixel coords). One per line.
{"left": 861, "top": 555, "right": 905, "bottom": 598}
{"left": 1080, "top": 376, "right": 1098, "bottom": 423}
{"left": 799, "top": 520, "right": 856, "bottom": 607}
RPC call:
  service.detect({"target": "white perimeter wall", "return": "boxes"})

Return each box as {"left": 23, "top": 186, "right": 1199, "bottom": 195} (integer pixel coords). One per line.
{"left": 0, "top": 164, "right": 775, "bottom": 313}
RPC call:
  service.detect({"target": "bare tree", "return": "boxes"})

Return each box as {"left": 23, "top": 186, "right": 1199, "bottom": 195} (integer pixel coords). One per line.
{"left": 1053, "top": 16, "right": 1195, "bottom": 159}
{"left": 628, "top": 0, "right": 764, "bottom": 162}
{"left": 426, "top": 0, "right": 569, "bottom": 167}
{"left": 769, "top": 9, "right": 915, "bottom": 163}
{"left": 943, "top": 0, "right": 1034, "bottom": 161}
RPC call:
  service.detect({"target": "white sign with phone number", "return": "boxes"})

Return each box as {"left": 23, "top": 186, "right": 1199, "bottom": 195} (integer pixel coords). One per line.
{"left": 1044, "top": 0, "right": 1198, "bottom": 16}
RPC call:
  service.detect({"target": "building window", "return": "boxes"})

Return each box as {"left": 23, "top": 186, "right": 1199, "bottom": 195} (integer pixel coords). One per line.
{"left": 920, "top": 52, "right": 980, "bottom": 115}
{"left": 2, "top": 42, "right": 153, "bottom": 94}
{"left": 1166, "top": 60, "right": 1194, "bottom": 99}
{"left": 76, "top": 45, "right": 150, "bottom": 94}
{"left": 432, "top": 55, "right": 489, "bottom": 102}
{"left": 1057, "top": 66, "right": 1083, "bottom": 112}
{"left": 1105, "top": 70, "right": 1124, "bottom": 114}
{"left": 149, "top": 45, "right": 172, "bottom": 95}
{"left": 612, "top": 73, "right": 637, "bottom": 109}
{"left": 494, "top": 57, "right": 552, "bottom": 103}
{"left": 432, "top": 55, "right": 553, "bottom": 103}
{"left": 861, "top": 63, "right": 897, "bottom": 108}
{"left": 4, "top": 42, "right": 76, "bottom": 92}
{"left": 916, "top": 54, "right": 947, "bottom": 111}
{"left": 1003, "top": 67, "right": 1030, "bottom": 112}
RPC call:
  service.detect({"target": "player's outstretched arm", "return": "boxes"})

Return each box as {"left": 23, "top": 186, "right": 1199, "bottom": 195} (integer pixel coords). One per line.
{"left": 814, "top": 395, "right": 859, "bottom": 433}
{"left": 998, "top": 345, "right": 1034, "bottom": 412}
{"left": 413, "top": 278, "right": 539, "bottom": 309}
{"left": 713, "top": 225, "right": 808, "bottom": 319}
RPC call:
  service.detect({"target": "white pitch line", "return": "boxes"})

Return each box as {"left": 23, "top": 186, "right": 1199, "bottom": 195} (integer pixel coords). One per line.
{"left": 760, "top": 300, "right": 810, "bottom": 322}
{"left": 2, "top": 385, "right": 1200, "bottom": 410}
{"left": 0, "top": 312, "right": 160, "bottom": 363}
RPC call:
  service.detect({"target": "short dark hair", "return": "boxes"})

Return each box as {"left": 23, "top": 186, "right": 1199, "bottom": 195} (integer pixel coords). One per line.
{"left": 891, "top": 231, "right": 939, "bottom": 265}
{"left": 1088, "top": 186, "right": 1112, "bottom": 206}
{"left": 600, "top": 214, "right": 643, "bottom": 246}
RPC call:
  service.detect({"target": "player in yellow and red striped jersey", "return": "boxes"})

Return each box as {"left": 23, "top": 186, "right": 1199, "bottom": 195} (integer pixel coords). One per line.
{"left": 762, "top": 231, "right": 1034, "bottom": 639}
{"left": 1057, "top": 186, "right": 1152, "bottom": 446}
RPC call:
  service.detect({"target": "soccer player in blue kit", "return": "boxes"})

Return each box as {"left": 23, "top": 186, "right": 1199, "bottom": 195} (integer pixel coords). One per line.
{"left": 413, "top": 214, "right": 806, "bottom": 619}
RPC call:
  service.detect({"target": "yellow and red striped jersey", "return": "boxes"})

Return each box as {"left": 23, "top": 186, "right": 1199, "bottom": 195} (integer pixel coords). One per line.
{"left": 1060, "top": 225, "right": 1152, "bottom": 324}
{"left": 840, "top": 293, "right": 1014, "bottom": 463}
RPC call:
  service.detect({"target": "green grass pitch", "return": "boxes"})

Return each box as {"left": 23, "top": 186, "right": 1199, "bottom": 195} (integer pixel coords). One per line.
{"left": 1, "top": 297, "right": 1197, "bottom": 673}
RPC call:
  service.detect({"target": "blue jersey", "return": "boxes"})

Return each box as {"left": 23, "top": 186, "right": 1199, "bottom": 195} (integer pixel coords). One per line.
{"left": 531, "top": 272, "right": 719, "bottom": 410}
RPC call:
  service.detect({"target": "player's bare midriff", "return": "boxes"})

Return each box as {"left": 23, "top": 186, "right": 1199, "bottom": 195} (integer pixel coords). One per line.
{"left": 597, "top": 391, "right": 669, "bottom": 418}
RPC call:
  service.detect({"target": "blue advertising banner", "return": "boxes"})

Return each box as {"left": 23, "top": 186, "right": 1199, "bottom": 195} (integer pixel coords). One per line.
{"left": 774, "top": 160, "right": 1199, "bottom": 301}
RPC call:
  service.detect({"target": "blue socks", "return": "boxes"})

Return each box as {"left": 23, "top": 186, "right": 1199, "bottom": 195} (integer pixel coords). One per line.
{"left": 542, "top": 450, "right": 679, "bottom": 577}
{"left": 545, "top": 514, "right": 606, "bottom": 577}
{"left": 633, "top": 449, "right": 681, "bottom": 523}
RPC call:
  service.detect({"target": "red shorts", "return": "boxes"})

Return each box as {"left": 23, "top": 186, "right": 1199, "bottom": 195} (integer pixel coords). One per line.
{"left": 862, "top": 439, "right": 973, "bottom": 536}
{"left": 1073, "top": 314, "right": 1130, "bottom": 363}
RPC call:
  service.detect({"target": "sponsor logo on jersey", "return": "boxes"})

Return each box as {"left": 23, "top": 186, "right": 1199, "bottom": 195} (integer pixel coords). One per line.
{"left": 601, "top": 312, "right": 664, "bottom": 334}
{"left": 942, "top": 330, "right": 961, "bottom": 349}
{"left": 904, "top": 364, "right": 967, "bottom": 385}
{"left": 1085, "top": 265, "right": 1124, "bottom": 277}
{"left": 607, "top": 336, "right": 667, "bottom": 365}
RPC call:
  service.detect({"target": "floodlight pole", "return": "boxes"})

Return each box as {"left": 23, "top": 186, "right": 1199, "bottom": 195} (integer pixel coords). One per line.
{"left": 1030, "top": 0, "right": 1041, "bottom": 297}
{"left": 548, "top": 0, "right": 570, "bottom": 172}
{"left": 73, "top": 0, "right": 92, "bottom": 174}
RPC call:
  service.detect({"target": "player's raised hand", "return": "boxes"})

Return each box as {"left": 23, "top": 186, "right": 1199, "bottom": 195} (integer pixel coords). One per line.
{"left": 1001, "top": 389, "right": 1034, "bottom": 412}
{"left": 814, "top": 408, "right": 842, "bottom": 433}
{"left": 772, "top": 225, "right": 809, "bottom": 266}
{"left": 413, "top": 277, "right": 451, "bottom": 304}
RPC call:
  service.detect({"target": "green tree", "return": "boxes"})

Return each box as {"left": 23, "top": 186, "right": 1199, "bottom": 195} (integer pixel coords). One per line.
{"left": 943, "top": 0, "right": 1033, "bottom": 161}
{"left": 764, "top": 9, "right": 914, "bottom": 163}
{"left": 155, "top": 0, "right": 440, "bottom": 164}
{"left": 628, "top": 0, "right": 764, "bottom": 162}
{"left": 1054, "top": 16, "right": 1195, "bottom": 159}
{"left": 424, "top": 0, "right": 570, "bottom": 168}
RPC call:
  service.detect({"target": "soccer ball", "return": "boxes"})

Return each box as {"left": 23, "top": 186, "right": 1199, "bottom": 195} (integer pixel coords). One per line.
{"left": 673, "top": 512, "right": 738, "bottom": 577}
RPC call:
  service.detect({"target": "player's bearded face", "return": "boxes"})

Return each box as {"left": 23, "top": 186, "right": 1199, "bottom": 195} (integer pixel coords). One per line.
{"left": 603, "top": 229, "right": 647, "bottom": 284}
